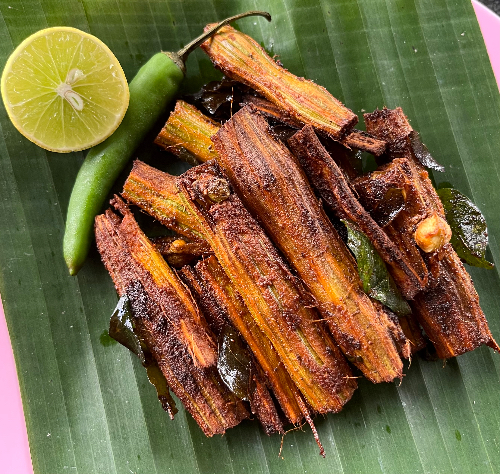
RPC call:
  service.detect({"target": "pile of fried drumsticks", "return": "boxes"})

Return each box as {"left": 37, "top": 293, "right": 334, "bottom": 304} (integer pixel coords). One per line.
{"left": 95, "top": 24, "right": 499, "bottom": 456}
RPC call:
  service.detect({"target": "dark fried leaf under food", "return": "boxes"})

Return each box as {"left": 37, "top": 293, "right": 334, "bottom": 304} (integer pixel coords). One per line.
{"left": 109, "top": 293, "right": 178, "bottom": 417}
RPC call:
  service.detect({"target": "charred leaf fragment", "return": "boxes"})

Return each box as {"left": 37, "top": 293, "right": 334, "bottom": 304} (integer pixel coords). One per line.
{"left": 217, "top": 325, "right": 254, "bottom": 401}
{"left": 212, "top": 106, "right": 406, "bottom": 382}
{"left": 369, "top": 187, "right": 406, "bottom": 227}
{"left": 201, "top": 24, "right": 357, "bottom": 140}
{"left": 109, "top": 294, "right": 144, "bottom": 363}
{"left": 191, "top": 78, "right": 253, "bottom": 118}
{"left": 437, "top": 188, "right": 494, "bottom": 269}
{"left": 109, "top": 294, "right": 178, "bottom": 417}
{"left": 409, "top": 130, "right": 445, "bottom": 172}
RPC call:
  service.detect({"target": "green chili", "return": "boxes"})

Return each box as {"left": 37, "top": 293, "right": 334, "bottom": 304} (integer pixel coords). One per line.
{"left": 63, "top": 10, "right": 271, "bottom": 275}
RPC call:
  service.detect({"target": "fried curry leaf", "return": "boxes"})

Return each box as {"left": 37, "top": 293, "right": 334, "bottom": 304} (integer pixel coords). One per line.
{"left": 343, "top": 221, "right": 411, "bottom": 316}
{"left": 437, "top": 188, "right": 494, "bottom": 269}
{"left": 370, "top": 187, "right": 406, "bottom": 227}
{"left": 217, "top": 325, "right": 254, "bottom": 401}
{"left": 190, "top": 78, "right": 252, "bottom": 119}
{"left": 409, "top": 131, "right": 445, "bottom": 172}
{"left": 109, "top": 294, "right": 178, "bottom": 416}
{"left": 109, "top": 294, "right": 145, "bottom": 363}
{"left": 144, "top": 364, "right": 178, "bottom": 418}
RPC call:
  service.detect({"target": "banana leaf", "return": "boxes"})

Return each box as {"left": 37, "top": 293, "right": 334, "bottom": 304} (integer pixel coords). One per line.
{"left": 0, "top": 1, "right": 499, "bottom": 473}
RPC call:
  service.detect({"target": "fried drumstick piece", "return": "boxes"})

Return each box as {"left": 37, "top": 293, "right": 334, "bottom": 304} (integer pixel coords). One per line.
{"left": 212, "top": 106, "right": 407, "bottom": 382}
{"left": 94, "top": 198, "right": 249, "bottom": 435}
{"left": 175, "top": 161, "right": 357, "bottom": 415}
{"left": 200, "top": 24, "right": 357, "bottom": 140}
{"left": 241, "top": 94, "right": 387, "bottom": 156}
{"left": 180, "top": 261, "right": 285, "bottom": 435}
{"left": 355, "top": 107, "right": 499, "bottom": 357}
{"left": 180, "top": 255, "right": 308, "bottom": 428}
{"left": 288, "top": 124, "right": 426, "bottom": 300}
{"left": 122, "top": 160, "right": 356, "bottom": 454}
{"left": 122, "top": 159, "right": 208, "bottom": 244}
{"left": 151, "top": 235, "right": 211, "bottom": 268}
{"left": 154, "top": 100, "right": 220, "bottom": 165}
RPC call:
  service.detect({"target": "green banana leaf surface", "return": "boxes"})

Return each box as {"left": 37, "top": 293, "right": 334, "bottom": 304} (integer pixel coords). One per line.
{"left": 1, "top": 1, "right": 499, "bottom": 473}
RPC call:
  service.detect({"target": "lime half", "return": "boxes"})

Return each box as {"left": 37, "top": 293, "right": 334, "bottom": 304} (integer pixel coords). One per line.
{"left": 1, "top": 27, "right": 129, "bottom": 153}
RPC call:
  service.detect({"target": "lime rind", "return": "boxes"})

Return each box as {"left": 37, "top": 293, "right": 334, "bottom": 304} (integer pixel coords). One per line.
{"left": 1, "top": 26, "right": 130, "bottom": 153}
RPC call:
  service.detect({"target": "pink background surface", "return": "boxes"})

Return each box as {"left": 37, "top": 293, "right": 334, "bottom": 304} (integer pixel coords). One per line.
{"left": 0, "top": 2, "right": 498, "bottom": 472}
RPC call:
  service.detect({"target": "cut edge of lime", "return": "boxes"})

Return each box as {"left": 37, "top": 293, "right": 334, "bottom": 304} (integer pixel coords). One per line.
{"left": 1, "top": 26, "right": 130, "bottom": 153}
